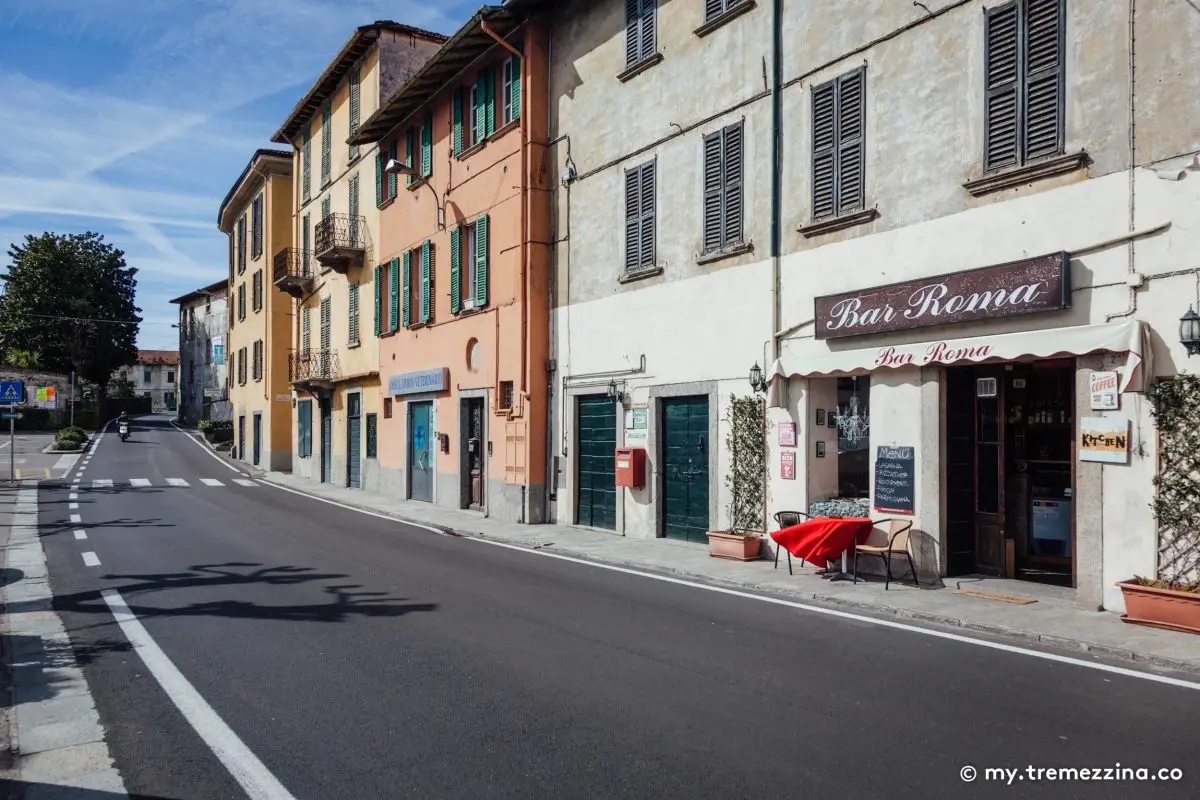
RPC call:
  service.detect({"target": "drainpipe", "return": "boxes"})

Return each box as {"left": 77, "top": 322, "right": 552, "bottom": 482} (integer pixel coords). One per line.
{"left": 769, "top": 0, "right": 783, "bottom": 364}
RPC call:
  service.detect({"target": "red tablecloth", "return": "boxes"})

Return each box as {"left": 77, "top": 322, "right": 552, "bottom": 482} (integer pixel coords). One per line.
{"left": 770, "top": 517, "right": 874, "bottom": 567}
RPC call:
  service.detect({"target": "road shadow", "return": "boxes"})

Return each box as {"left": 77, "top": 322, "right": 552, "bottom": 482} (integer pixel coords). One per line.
{"left": 0, "top": 780, "right": 174, "bottom": 799}
{"left": 5, "top": 633, "right": 134, "bottom": 708}
{"left": 35, "top": 517, "right": 174, "bottom": 539}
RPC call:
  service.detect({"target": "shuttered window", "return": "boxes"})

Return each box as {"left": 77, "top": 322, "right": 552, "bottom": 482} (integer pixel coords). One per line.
{"left": 252, "top": 270, "right": 263, "bottom": 312}
{"left": 319, "top": 296, "right": 331, "bottom": 353}
{"left": 405, "top": 128, "right": 415, "bottom": 188}
{"left": 348, "top": 67, "right": 361, "bottom": 160}
{"left": 421, "top": 115, "right": 434, "bottom": 177}
{"left": 474, "top": 215, "right": 490, "bottom": 308}
{"left": 501, "top": 55, "right": 521, "bottom": 125}
{"left": 389, "top": 256, "right": 401, "bottom": 331}
{"left": 348, "top": 174, "right": 360, "bottom": 244}
{"left": 252, "top": 340, "right": 263, "bottom": 381}
{"left": 453, "top": 88, "right": 464, "bottom": 155}
{"left": 301, "top": 214, "right": 311, "bottom": 272}
{"left": 301, "top": 306, "right": 311, "bottom": 354}
{"left": 624, "top": 159, "right": 656, "bottom": 274}
{"left": 419, "top": 240, "right": 434, "bottom": 324}
{"left": 321, "top": 195, "right": 331, "bottom": 224}
{"left": 237, "top": 284, "right": 246, "bottom": 321}
{"left": 705, "top": 0, "right": 747, "bottom": 22}
{"left": 811, "top": 67, "right": 866, "bottom": 221}
{"left": 236, "top": 215, "right": 247, "bottom": 273}
{"left": 984, "top": 0, "right": 1064, "bottom": 173}
{"left": 701, "top": 122, "right": 744, "bottom": 254}
{"left": 373, "top": 264, "right": 384, "bottom": 335}
{"left": 251, "top": 193, "right": 264, "bottom": 259}
{"left": 625, "top": 0, "right": 656, "bottom": 67}
{"left": 402, "top": 250, "right": 413, "bottom": 328}
{"left": 365, "top": 413, "right": 378, "bottom": 458}
{"left": 348, "top": 281, "right": 360, "bottom": 345}
{"left": 302, "top": 129, "right": 312, "bottom": 202}
{"left": 450, "top": 226, "right": 463, "bottom": 315}
{"left": 320, "top": 102, "right": 332, "bottom": 185}
{"left": 298, "top": 399, "right": 312, "bottom": 457}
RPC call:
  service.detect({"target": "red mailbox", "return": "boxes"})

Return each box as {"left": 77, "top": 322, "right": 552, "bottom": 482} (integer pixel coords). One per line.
{"left": 614, "top": 447, "right": 646, "bottom": 489}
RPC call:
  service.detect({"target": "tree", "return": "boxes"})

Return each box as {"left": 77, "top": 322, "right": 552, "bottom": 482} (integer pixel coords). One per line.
{"left": 0, "top": 232, "right": 141, "bottom": 403}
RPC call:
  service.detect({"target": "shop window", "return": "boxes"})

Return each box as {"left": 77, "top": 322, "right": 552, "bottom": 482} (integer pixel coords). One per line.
{"left": 836, "top": 376, "right": 871, "bottom": 498}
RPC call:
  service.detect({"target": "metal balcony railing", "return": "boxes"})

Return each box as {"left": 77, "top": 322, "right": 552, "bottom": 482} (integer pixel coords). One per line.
{"left": 273, "top": 248, "right": 315, "bottom": 296}
{"left": 314, "top": 213, "right": 367, "bottom": 271}
{"left": 289, "top": 349, "right": 341, "bottom": 385}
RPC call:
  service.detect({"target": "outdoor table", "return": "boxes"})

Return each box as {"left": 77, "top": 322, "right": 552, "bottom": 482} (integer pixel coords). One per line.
{"left": 770, "top": 516, "right": 875, "bottom": 581}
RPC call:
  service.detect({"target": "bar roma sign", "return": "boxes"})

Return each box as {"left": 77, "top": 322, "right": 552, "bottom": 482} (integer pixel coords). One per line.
{"left": 814, "top": 252, "right": 1071, "bottom": 340}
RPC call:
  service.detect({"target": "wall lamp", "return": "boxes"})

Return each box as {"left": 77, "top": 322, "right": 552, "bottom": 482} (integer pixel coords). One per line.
{"left": 607, "top": 378, "right": 625, "bottom": 405}
{"left": 384, "top": 159, "right": 446, "bottom": 229}
{"left": 1180, "top": 306, "right": 1200, "bottom": 356}
{"left": 748, "top": 362, "right": 767, "bottom": 394}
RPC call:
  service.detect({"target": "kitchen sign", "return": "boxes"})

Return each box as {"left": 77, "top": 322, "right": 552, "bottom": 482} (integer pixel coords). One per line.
{"left": 814, "top": 252, "right": 1070, "bottom": 340}
{"left": 1079, "top": 417, "right": 1130, "bottom": 464}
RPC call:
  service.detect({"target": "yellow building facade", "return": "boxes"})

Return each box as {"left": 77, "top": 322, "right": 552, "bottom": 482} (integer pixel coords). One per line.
{"left": 271, "top": 21, "right": 445, "bottom": 490}
{"left": 218, "top": 149, "right": 294, "bottom": 469}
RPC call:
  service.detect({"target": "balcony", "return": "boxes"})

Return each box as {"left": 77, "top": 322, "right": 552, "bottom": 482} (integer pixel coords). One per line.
{"left": 289, "top": 349, "right": 341, "bottom": 392}
{"left": 273, "top": 248, "right": 315, "bottom": 298}
{"left": 314, "top": 213, "right": 367, "bottom": 273}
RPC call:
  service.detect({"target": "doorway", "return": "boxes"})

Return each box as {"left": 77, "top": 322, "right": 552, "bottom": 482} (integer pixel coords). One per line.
{"left": 347, "top": 392, "right": 362, "bottom": 489}
{"left": 945, "top": 360, "right": 1075, "bottom": 585}
{"left": 252, "top": 413, "right": 262, "bottom": 467}
{"left": 575, "top": 395, "right": 616, "bottom": 528}
{"left": 460, "top": 397, "right": 486, "bottom": 511}
{"left": 660, "top": 396, "right": 710, "bottom": 543}
{"left": 237, "top": 414, "right": 246, "bottom": 462}
{"left": 320, "top": 400, "right": 333, "bottom": 483}
{"left": 408, "top": 400, "right": 434, "bottom": 502}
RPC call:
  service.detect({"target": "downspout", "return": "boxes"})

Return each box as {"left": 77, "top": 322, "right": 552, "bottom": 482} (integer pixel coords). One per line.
{"left": 769, "top": 0, "right": 783, "bottom": 364}
{"left": 1106, "top": 0, "right": 1138, "bottom": 323}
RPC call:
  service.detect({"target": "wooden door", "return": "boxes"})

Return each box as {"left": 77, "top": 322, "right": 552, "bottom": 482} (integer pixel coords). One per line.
{"left": 661, "top": 396, "right": 710, "bottom": 543}
{"left": 575, "top": 395, "right": 616, "bottom": 528}
{"left": 973, "top": 367, "right": 1005, "bottom": 575}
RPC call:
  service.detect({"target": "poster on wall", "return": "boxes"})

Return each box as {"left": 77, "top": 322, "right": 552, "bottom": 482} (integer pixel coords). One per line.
{"left": 780, "top": 450, "right": 796, "bottom": 480}
{"left": 1089, "top": 371, "right": 1119, "bottom": 411}
{"left": 625, "top": 404, "right": 648, "bottom": 443}
{"left": 873, "top": 446, "right": 915, "bottom": 515}
{"left": 212, "top": 336, "right": 225, "bottom": 366}
{"left": 32, "top": 387, "right": 57, "bottom": 409}
{"left": 778, "top": 422, "right": 796, "bottom": 448}
{"left": 1079, "top": 417, "right": 1130, "bottom": 464}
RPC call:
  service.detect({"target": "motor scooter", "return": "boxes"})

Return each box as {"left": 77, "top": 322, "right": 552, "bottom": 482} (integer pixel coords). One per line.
{"left": 119, "top": 420, "right": 129, "bottom": 442}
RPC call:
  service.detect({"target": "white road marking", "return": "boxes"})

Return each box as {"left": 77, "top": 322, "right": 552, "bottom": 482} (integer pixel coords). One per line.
{"left": 130, "top": 478, "right": 152, "bottom": 487}
{"left": 69, "top": 502, "right": 78, "bottom": 510}
{"left": 52, "top": 453, "right": 80, "bottom": 471}
{"left": 81, "top": 551, "right": 101, "bottom": 567}
{"left": 200, "top": 478, "right": 224, "bottom": 487}
{"left": 256, "top": 478, "right": 1200, "bottom": 693}
{"left": 74, "top": 530, "right": 87, "bottom": 540}
{"left": 169, "top": 419, "right": 243, "bottom": 474}
{"left": 69, "top": 492, "right": 78, "bottom": 500}
{"left": 102, "top": 590, "right": 298, "bottom": 799}
{"left": 166, "top": 478, "right": 190, "bottom": 487}
{"left": 92, "top": 479, "right": 113, "bottom": 488}
{"left": 69, "top": 514, "right": 81, "bottom": 523}
{"left": 233, "top": 479, "right": 257, "bottom": 487}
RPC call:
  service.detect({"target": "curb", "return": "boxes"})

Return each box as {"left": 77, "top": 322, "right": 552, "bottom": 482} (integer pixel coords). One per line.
{"left": 41, "top": 440, "right": 91, "bottom": 455}
{"left": 255, "top": 476, "right": 1200, "bottom": 677}
{"left": 169, "top": 421, "right": 262, "bottom": 478}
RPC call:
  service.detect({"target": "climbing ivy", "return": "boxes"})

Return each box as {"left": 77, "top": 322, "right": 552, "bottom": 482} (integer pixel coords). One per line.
{"left": 1148, "top": 375, "right": 1200, "bottom": 590}
{"left": 725, "top": 394, "right": 766, "bottom": 534}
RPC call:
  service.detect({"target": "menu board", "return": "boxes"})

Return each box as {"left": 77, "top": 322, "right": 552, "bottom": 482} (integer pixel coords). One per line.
{"left": 873, "top": 446, "right": 915, "bottom": 515}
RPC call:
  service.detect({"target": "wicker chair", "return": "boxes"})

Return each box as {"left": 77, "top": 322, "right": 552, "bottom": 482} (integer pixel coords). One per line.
{"left": 852, "top": 518, "right": 919, "bottom": 590}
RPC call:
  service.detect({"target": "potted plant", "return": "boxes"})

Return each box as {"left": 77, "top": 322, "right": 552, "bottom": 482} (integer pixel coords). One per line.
{"left": 1117, "top": 375, "right": 1200, "bottom": 633}
{"left": 708, "top": 395, "right": 766, "bottom": 561}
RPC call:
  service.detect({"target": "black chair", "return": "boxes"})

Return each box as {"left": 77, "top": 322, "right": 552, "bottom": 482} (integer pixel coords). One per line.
{"left": 772, "top": 511, "right": 813, "bottom": 574}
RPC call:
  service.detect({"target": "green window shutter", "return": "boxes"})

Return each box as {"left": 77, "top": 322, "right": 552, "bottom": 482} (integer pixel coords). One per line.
{"left": 510, "top": 56, "right": 521, "bottom": 121}
{"left": 421, "top": 115, "right": 433, "bottom": 176}
{"left": 389, "top": 256, "right": 400, "bottom": 331}
{"left": 486, "top": 67, "right": 496, "bottom": 137}
{"left": 302, "top": 214, "right": 311, "bottom": 272}
{"left": 419, "top": 241, "right": 432, "bottom": 324}
{"left": 449, "top": 227, "right": 462, "bottom": 315}
{"left": 301, "top": 306, "right": 311, "bottom": 353}
{"left": 375, "top": 152, "right": 383, "bottom": 206}
{"left": 475, "top": 214, "right": 490, "bottom": 308}
{"left": 453, "top": 88, "right": 464, "bottom": 155}
{"left": 348, "top": 282, "right": 360, "bottom": 344}
{"left": 302, "top": 130, "right": 312, "bottom": 202}
{"left": 402, "top": 250, "right": 413, "bottom": 328}
{"left": 373, "top": 265, "right": 383, "bottom": 335}
{"left": 348, "top": 174, "right": 360, "bottom": 243}
{"left": 473, "top": 73, "right": 487, "bottom": 144}
{"left": 321, "top": 103, "right": 332, "bottom": 184}
{"left": 405, "top": 129, "right": 414, "bottom": 188}
{"left": 387, "top": 141, "right": 398, "bottom": 197}
{"left": 348, "top": 68, "right": 361, "bottom": 139}
{"left": 321, "top": 195, "right": 331, "bottom": 223}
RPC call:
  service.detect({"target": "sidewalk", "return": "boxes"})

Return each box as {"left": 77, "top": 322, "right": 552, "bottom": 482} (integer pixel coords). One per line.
{"left": 255, "top": 469, "right": 1200, "bottom": 675}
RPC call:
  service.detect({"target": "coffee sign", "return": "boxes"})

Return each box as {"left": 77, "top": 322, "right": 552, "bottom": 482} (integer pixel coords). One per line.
{"left": 814, "top": 252, "right": 1070, "bottom": 340}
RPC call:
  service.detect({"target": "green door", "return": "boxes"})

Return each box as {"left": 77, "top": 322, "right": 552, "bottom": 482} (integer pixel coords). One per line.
{"left": 576, "top": 395, "right": 616, "bottom": 529}
{"left": 662, "top": 396, "right": 710, "bottom": 543}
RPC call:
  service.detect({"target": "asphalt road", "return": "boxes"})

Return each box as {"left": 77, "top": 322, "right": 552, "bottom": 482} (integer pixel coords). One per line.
{"left": 33, "top": 416, "right": 1200, "bottom": 799}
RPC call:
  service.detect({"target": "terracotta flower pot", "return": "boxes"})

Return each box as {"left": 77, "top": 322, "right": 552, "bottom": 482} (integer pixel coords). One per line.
{"left": 707, "top": 531, "right": 762, "bottom": 561}
{"left": 1117, "top": 581, "right": 1200, "bottom": 635}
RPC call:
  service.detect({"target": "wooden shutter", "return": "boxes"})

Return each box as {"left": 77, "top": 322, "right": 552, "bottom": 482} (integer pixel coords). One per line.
{"left": 721, "top": 123, "right": 743, "bottom": 246}
{"left": 508, "top": 56, "right": 521, "bottom": 121}
{"left": 811, "top": 80, "right": 836, "bottom": 220}
{"left": 704, "top": 0, "right": 725, "bottom": 22}
{"left": 474, "top": 73, "right": 488, "bottom": 144}
{"left": 453, "top": 88, "right": 464, "bottom": 155}
{"left": 348, "top": 281, "right": 360, "bottom": 344}
{"left": 402, "top": 250, "right": 413, "bottom": 328}
{"left": 1024, "top": 0, "right": 1064, "bottom": 161}
{"left": 348, "top": 68, "right": 361, "bottom": 138}
{"left": 319, "top": 297, "right": 331, "bottom": 352}
{"left": 348, "top": 174, "right": 359, "bottom": 243}
{"left": 373, "top": 265, "right": 383, "bottom": 335}
{"left": 626, "top": 0, "right": 655, "bottom": 66}
{"left": 301, "top": 306, "right": 311, "bottom": 354}
{"left": 389, "top": 256, "right": 400, "bottom": 331}
{"left": 475, "top": 215, "right": 490, "bottom": 308}
{"left": 624, "top": 161, "right": 655, "bottom": 272}
{"left": 701, "top": 131, "right": 724, "bottom": 252}
{"left": 405, "top": 129, "right": 415, "bottom": 188}
{"left": 321, "top": 102, "right": 332, "bottom": 184}
{"left": 984, "top": 2, "right": 1020, "bottom": 171}
{"left": 252, "top": 195, "right": 263, "bottom": 257}
{"left": 450, "top": 227, "right": 462, "bottom": 314}
{"left": 237, "top": 215, "right": 246, "bottom": 272}
{"left": 484, "top": 67, "right": 496, "bottom": 137}
{"left": 302, "top": 214, "right": 311, "bottom": 271}
{"left": 302, "top": 130, "right": 312, "bottom": 201}
{"left": 836, "top": 69, "right": 865, "bottom": 215}
{"left": 387, "top": 140, "right": 398, "bottom": 197}
{"left": 421, "top": 115, "right": 433, "bottom": 176}
{"left": 375, "top": 152, "right": 384, "bottom": 206}
{"left": 321, "top": 195, "right": 331, "bottom": 223}
{"left": 419, "top": 241, "right": 432, "bottom": 324}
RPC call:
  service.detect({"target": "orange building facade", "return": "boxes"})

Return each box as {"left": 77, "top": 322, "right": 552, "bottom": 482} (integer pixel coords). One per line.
{"left": 351, "top": 7, "right": 551, "bottom": 523}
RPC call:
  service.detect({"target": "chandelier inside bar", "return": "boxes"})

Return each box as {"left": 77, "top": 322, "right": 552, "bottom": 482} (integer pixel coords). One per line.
{"left": 835, "top": 377, "right": 870, "bottom": 445}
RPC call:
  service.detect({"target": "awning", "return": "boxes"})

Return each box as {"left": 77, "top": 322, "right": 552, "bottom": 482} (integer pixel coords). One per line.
{"left": 766, "top": 319, "right": 1151, "bottom": 407}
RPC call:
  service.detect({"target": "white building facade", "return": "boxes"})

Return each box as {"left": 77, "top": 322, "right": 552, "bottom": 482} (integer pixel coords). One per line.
{"left": 547, "top": 0, "right": 1200, "bottom": 612}
{"left": 170, "top": 280, "right": 230, "bottom": 423}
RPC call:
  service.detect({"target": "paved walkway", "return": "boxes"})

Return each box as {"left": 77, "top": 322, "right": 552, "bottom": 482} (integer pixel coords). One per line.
{"left": 244, "top": 467, "right": 1200, "bottom": 675}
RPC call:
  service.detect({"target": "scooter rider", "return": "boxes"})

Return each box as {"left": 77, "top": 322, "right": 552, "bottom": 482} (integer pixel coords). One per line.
{"left": 118, "top": 411, "right": 130, "bottom": 440}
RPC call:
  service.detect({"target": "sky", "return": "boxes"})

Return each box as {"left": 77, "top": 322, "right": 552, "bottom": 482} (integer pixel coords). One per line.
{"left": 0, "top": 0, "right": 478, "bottom": 350}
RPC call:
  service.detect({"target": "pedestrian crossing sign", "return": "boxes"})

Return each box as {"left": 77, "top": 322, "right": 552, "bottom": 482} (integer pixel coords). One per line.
{"left": 0, "top": 380, "right": 24, "bottom": 404}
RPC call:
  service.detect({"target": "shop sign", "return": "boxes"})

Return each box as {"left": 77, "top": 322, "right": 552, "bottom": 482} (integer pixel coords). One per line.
{"left": 387, "top": 368, "right": 448, "bottom": 396}
{"left": 1079, "top": 417, "right": 1130, "bottom": 464}
{"left": 780, "top": 450, "right": 796, "bottom": 480}
{"left": 814, "top": 252, "right": 1070, "bottom": 340}
{"left": 1089, "top": 371, "right": 1120, "bottom": 410}
{"left": 777, "top": 422, "right": 797, "bottom": 447}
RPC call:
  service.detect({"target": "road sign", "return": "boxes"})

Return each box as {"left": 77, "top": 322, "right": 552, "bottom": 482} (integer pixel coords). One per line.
{"left": 0, "top": 380, "right": 24, "bottom": 404}
{"left": 0, "top": 412, "right": 20, "bottom": 421}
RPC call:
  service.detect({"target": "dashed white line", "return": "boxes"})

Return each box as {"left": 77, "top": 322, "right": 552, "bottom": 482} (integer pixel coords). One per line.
{"left": 69, "top": 493, "right": 78, "bottom": 500}
{"left": 81, "top": 551, "right": 101, "bottom": 567}
{"left": 233, "top": 479, "right": 257, "bottom": 487}
{"left": 74, "top": 530, "right": 87, "bottom": 540}
{"left": 102, "top": 590, "right": 297, "bottom": 799}
{"left": 200, "top": 478, "right": 225, "bottom": 487}
{"left": 69, "top": 514, "right": 81, "bottom": 524}
{"left": 92, "top": 479, "right": 113, "bottom": 488}
{"left": 130, "top": 478, "right": 152, "bottom": 488}
{"left": 69, "top": 503, "right": 78, "bottom": 510}
{"left": 166, "top": 478, "right": 190, "bottom": 487}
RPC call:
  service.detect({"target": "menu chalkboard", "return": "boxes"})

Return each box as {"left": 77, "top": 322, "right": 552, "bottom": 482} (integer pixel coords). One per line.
{"left": 874, "top": 446, "right": 915, "bottom": 515}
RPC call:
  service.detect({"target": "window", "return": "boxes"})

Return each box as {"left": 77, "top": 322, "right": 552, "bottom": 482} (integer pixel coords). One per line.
{"left": 301, "top": 306, "right": 312, "bottom": 354}
{"left": 835, "top": 377, "right": 871, "bottom": 499}
{"left": 238, "top": 348, "right": 248, "bottom": 385}
{"left": 420, "top": 114, "right": 433, "bottom": 178}
{"left": 624, "top": 160, "right": 656, "bottom": 274}
{"left": 166, "top": 371, "right": 175, "bottom": 384}
{"left": 319, "top": 296, "right": 331, "bottom": 354}
{"left": 418, "top": 240, "right": 434, "bottom": 325}
{"left": 811, "top": 68, "right": 866, "bottom": 221}
{"left": 348, "top": 174, "right": 360, "bottom": 244}
{"left": 500, "top": 381, "right": 514, "bottom": 411}
{"left": 454, "top": 68, "right": 496, "bottom": 155}
{"left": 236, "top": 214, "right": 247, "bottom": 273}
{"left": 383, "top": 397, "right": 393, "bottom": 419}
{"left": 320, "top": 102, "right": 332, "bottom": 185}
{"left": 252, "top": 340, "right": 263, "bottom": 381}
{"left": 302, "top": 214, "right": 311, "bottom": 271}
{"left": 984, "top": 0, "right": 1064, "bottom": 172}
{"left": 701, "top": 121, "right": 744, "bottom": 254}
{"left": 252, "top": 270, "right": 263, "bottom": 312}
{"left": 704, "top": 0, "right": 748, "bottom": 23}
{"left": 321, "top": 195, "right": 331, "bottom": 224}
{"left": 302, "top": 128, "right": 312, "bottom": 203}
{"left": 388, "top": 256, "right": 400, "bottom": 332}
{"left": 402, "top": 249, "right": 414, "bottom": 328}
{"left": 251, "top": 193, "right": 264, "bottom": 259}
{"left": 298, "top": 399, "right": 313, "bottom": 457}
{"left": 376, "top": 139, "right": 399, "bottom": 207}
{"left": 348, "top": 67, "right": 361, "bottom": 161}
{"left": 143, "top": 369, "right": 152, "bottom": 384}
{"left": 348, "top": 281, "right": 361, "bottom": 345}
{"left": 625, "top": 0, "right": 656, "bottom": 67}
{"left": 501, "top": 56, "right": 521, "bottom": 126}
{"left": 451, "top": 216, "right": 490, "bottom": 314}
{"left": 366, "top": 413, "right": 378, "bottom": 458}
{"left": 237, "top": 284, "right": 246, "bottom": 321}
